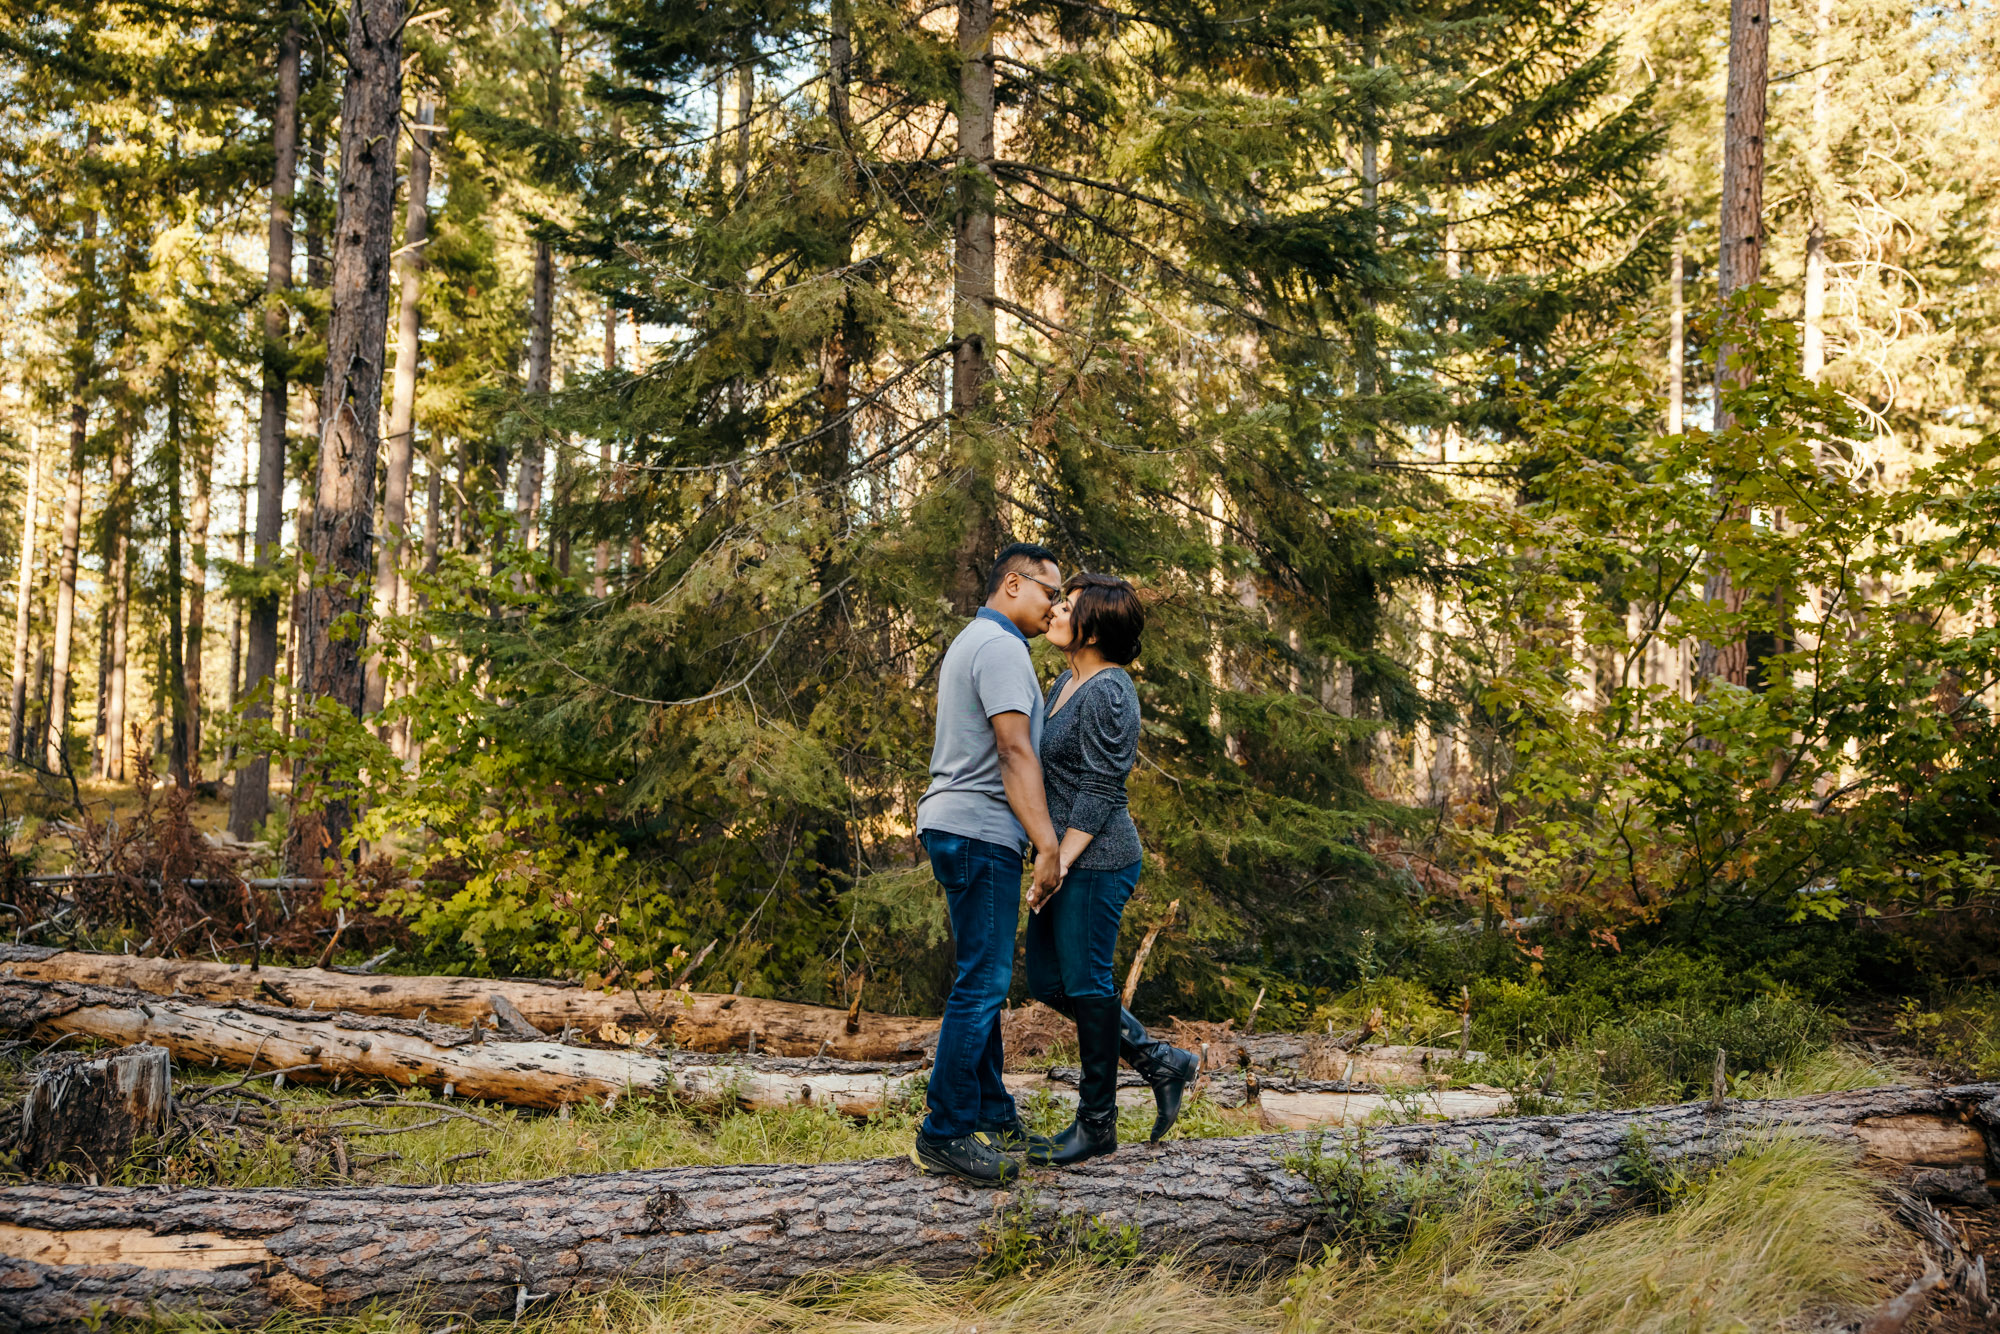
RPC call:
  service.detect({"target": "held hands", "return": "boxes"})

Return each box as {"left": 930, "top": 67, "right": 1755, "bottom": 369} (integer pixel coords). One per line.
{"left": 1028, "top": 844, "right": 1065, "bottom": 913}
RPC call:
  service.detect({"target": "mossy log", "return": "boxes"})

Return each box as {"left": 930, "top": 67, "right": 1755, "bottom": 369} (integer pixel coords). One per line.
{"left": 0, "top": 946, "right": 936, "bottom": 1061}
{"left": 0, "top": 1084, "right": 1993, "bottom": 1328}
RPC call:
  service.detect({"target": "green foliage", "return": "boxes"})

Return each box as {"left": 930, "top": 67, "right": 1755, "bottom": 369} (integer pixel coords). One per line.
{"left": 1893, "top": 989, "right": 2000, "bottom": 1080}
{"left": 1423, "top": 294, "right": 2000, "bottom": 937}
{"left": 1285, "top": 1128, "right": 1561, "bottom": 1257}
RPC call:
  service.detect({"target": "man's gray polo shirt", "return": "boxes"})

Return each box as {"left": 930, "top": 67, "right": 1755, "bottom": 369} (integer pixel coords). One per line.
{"left": 915, "top": 608, "right": 1045, "bottom": 854}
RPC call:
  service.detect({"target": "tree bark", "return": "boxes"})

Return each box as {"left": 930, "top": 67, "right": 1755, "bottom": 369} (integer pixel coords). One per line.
{"left": 231, "top": 17, "right": 301, "bottom": 839}
{"left": 164, "top": 371, "right": 192, "bottom": 784}
{"left": 515, "top": 31, "right": 561, "bottom": 560}
{"left": 1668, "top": 233, "right": 1685, "bottom": 434}
{"left": 100, "top": 420, "right": 131, "bottom": 782}
{"left": 291, "top": 0, "right": 404, "bottom": 869}
{"left": 365, "top": 95, "right": 435, "bottom": 721}
{"left": 47, "top": 158, "right": 95, "bottom": 776}
{"left": 1713, "top": 0, "right": 1768, "bottom": 423}
{"left": 0, "top": 980, "right": 923, "bottom": 1117}
{"left": 1802, "top": 0, "right": 1831, "bottom": 385}
{"left": 16, "top": 1044, "right": 171, "bottom": 1179}
{"left": 0, "top": 947, "right": 939, "bottom": 1061}
{"left": 594, "top": 304, "right": 615, "bottom": 598}
{"left": 946, "top": 0, "right": 1001, "bottom": 615}
{"left": 0, "top": 1083, "right": 1993, "bottom": 1327}
{"left": 1696, "top": 0, "right": 1768, "bottom": 689}
{"left": 183, "top": 382, "right": 214, "bottom": 772}
{"left": 9, "top": 427, "right": 42, "bottom": 759}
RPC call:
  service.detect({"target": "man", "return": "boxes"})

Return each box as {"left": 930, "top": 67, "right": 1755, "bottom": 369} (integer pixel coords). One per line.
{"left": 911, "top": 542, "right": 1067, "bottom": 1185}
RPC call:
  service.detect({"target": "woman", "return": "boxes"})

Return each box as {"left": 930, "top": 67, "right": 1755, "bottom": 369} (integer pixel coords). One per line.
{"left": 1024, "top": 572, "right": 1199, "bottom": 1166}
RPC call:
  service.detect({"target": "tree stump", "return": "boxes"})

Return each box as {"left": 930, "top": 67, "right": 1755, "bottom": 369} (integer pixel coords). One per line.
{"left": 17, "top": 1044, "right": 171, "bottom": 1179}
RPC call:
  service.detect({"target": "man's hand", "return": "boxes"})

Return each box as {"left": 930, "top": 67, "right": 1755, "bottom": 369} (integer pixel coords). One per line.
{"left": 1029, "top": 844, "right": 1063, "bottom": 910}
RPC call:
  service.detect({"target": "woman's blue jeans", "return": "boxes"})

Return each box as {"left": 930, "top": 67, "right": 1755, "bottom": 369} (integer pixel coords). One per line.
{"left": 1024, "top": 860, "right": 1141, "bottom": 1009}
{"left": 919, "top": 830, "right": 1023, "bottom": 1140}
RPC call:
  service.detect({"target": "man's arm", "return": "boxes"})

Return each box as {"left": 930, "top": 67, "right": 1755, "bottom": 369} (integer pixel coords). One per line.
{"left": 992, "top": 710, "right": 1063, "bottom": 901}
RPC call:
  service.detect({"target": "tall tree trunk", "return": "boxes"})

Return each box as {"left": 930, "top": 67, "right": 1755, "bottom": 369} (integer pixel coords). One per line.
{"left": 102, "top": 420, "right": 131, "bottom": 783}
{"left": 1713, "top": 0, "right": 1768, "bottom": 417}
{"left": 734, "top": 58, "right": 752, "bottom": 195}
{"left": 1802, "top": 0, "right": 1831, "bottom": 385}
{"left": 515, "top": 259, "right": 553, "bottom": 554}
{"left": 820, "top": 5, "right": 855, "bottom": 506}
{"left": 946, "top": 0, "right": 1000, "bottom": 615}
{"left": 516, "top": 32, "right": 562, "bottom": 559}
{"left": 48, "top": 163, "right": 96, "bottom": 776}
{"left": 9, "top": 427, "right": 41, "bottom": 760}
{"left": 290, "top": 0, "right": 404, "bottom": 871}
{"left": 285, "top": 118, "right": 331, "bottom": 765}
{"left": 1669, "top": 232, "right": 1685, "bottom": 433}
{"left": 594, "top": 306, "right": 616, "bottom": 598}
{"left": 1352, "top": 19, "right": 1381, "bottom": 459}
{"left": 184, "top": 392, "right": 213, "bottom": 773}
{"left": 164, "top": 371, "right": 191, "bottom": 785}
{"left": 1697, "top": 0, "right": 1769, "bottom": 690}
{"left": 231, "top": 17, "right": 301, "bottom": 838}
{"left": 366, "top": 94, "right": 435, "bottom": 719}
{"left": 225, "top": 435, "right": 249, "bottom": 769}
{"left": 26, "top": 644, "right": 48, "bottom": 758}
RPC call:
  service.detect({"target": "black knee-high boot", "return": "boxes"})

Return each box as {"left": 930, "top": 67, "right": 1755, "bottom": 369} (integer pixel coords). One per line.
{"left": 1118, "top": 1010, "right": 1200, "bottom": 1142}
{"left": 1031, "top": 995, "right": 1120, "bottom": 1166}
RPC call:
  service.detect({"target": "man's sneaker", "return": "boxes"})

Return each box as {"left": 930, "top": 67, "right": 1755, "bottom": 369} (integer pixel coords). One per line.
{"left": 911, "top": 1130, "right": 1021, "bottom": 1186}
{"left": 977, "top": 1118, "right": 1057, "bottom": 1156}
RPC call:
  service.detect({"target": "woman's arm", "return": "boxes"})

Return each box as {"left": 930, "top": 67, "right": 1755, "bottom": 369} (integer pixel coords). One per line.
{"left": 1057, "top": 825, "right": 1096, "bottom": 877}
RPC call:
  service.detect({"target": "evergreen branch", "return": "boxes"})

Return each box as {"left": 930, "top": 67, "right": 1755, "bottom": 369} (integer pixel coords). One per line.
{"left": 611, "top": 345, "right": 951, "bottom": 473}
{"left": 534, "top": 577, "right": 855, "bottom": 709}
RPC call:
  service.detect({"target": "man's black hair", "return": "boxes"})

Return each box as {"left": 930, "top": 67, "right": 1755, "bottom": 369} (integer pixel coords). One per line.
{"left": 986, "top": 542, "right": 1060, "bottom": 599}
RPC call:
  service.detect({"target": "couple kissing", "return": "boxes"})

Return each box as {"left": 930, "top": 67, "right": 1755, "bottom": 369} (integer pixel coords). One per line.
{"left": 910, "top": 542, "right": 1198, "bottom": 1187}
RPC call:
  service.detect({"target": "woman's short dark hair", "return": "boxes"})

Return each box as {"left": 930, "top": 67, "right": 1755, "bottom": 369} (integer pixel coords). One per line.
{"left": 1064, "top": 572, "right": 1144, "bottom": 664}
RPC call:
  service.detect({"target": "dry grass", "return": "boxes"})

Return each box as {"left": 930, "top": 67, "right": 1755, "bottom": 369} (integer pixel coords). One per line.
{"left": 1284, "top": 1134, "right": 1901, "bottom": 1333}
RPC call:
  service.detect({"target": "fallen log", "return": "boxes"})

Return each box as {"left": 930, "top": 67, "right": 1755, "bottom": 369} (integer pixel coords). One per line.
{"left": 2, "top": 981, "right": 1489, "bottom": 1130}
{"left": 0, "top": 1083, "right": 1992, "bottom": 1328}
{"left": 0, "top": 980, "right": 923, "bottom": 1116}
{"left": 0, "top": 946, "right": 937, "bottom": 1061}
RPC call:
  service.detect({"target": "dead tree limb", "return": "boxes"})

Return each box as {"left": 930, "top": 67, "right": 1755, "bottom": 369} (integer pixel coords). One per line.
{"left": 0, "top": 1083, "right": 1992, "bottom": 1328}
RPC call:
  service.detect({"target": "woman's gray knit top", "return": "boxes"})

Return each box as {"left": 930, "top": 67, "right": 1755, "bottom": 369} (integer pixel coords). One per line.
{"left": 1040, "top": 666, "right": 1143, "bottom": 870}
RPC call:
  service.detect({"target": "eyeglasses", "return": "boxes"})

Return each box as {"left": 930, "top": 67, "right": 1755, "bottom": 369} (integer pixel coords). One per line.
{"left": 1019, "top": 573, "right": 1065, "bottom": 602}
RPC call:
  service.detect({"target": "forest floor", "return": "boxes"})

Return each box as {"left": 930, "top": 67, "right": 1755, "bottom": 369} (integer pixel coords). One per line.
{"left": 4, "top": 773, "right": 1997, "bottom": 1329}
{"left": 1, "top": 1035, "right": 1989, "bottom": 1333}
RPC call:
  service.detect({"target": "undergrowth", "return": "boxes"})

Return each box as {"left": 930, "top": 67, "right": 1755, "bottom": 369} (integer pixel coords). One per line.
{"left": 1894, "top": 987, "right": 2000, "bottom": 1079}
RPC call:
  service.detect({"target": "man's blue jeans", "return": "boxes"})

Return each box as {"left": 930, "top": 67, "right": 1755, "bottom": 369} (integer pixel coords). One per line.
{"left": 1024, "top": 860, "right": 1141, "bottom": 1007}
{"left": 919, "top": 830, "right": 1022, "bottom": 1139}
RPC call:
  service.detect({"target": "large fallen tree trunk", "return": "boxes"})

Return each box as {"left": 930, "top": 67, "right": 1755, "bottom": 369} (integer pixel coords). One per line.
{"left": 0, "top": 1083, "right": 1992, "bottom": 1328}
{"left": 0, "top": 981, "right": 922, "bottom": 1116}
{"left": 0, "top": 946, "right": 936, "bottom": 1061}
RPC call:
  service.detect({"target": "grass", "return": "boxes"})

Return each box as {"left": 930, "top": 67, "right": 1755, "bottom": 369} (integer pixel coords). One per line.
{"left": 1283, "top": 1135, "right": 1903, "bottom": 1333}
{"left": 60, "top": 1066, "right": 1270, "bottom": 1191}
{"left": 141, "top": 1137, "right": 1903, "bottom": 1334}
